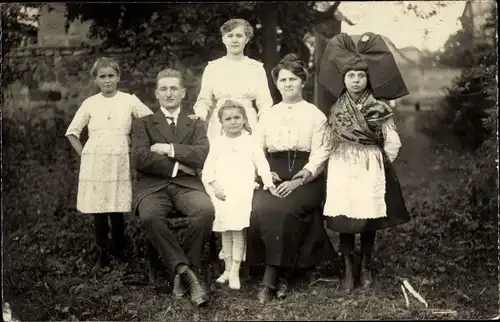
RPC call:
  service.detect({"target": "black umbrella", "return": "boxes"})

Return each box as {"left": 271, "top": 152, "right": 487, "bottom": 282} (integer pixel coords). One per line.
{"left": 318, "top": 32, "right": 410, "bottom": 101}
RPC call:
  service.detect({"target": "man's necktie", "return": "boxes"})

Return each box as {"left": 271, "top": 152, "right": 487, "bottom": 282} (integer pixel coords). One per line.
{"left": 166, "top": 116, "right": 176, "bottom": 133}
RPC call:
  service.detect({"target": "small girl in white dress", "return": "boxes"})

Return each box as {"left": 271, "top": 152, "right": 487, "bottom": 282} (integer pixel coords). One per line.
{"left": 65, "top": 57, "right": 152, "bottom": 271}
{"left": 202, "top": 100, "right": 276, "bottom": 290}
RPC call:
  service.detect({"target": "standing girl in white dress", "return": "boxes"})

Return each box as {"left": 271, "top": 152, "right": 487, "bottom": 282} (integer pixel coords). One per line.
{"left": 202, "top": 100, "right": 276, "bottom": 290}
{"left": 65, "top": 57, "right": 153, "bottom": 271}
{"left": 193, "top": 18, "right": 274, "bottom": 143}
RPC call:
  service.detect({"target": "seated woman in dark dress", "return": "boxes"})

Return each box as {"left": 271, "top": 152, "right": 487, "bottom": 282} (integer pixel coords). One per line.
{"left": 247, "top": 54, "right": 334, "bottom": 303}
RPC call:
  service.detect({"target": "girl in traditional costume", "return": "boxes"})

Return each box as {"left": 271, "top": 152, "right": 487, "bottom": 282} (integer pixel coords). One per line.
{"left": 318, "top": 32, "right": 411, "bottom": 293}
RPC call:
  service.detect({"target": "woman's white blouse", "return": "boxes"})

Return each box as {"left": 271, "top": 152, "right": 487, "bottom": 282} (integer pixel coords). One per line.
{"left": 256, "top": 100, "right": 331, "bottom": 176}
{"left": 193, "top": 56, "right": 273, "bottom": 120}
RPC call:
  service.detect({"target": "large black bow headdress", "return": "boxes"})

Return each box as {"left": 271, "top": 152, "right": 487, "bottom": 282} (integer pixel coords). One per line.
{"left": 318, "top": 32, "right": 409, "bottom": 100}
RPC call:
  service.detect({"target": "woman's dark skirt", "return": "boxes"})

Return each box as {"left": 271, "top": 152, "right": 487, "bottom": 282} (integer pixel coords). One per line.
{"left": 325, "top": 152, "right": 410, "bottom": 234}
{"left": 247, "top": 151, "right": 335, "bottom": 269}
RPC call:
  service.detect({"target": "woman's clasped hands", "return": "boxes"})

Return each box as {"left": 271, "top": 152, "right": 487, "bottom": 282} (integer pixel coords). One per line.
{"left": 266, "top": 171, "right": 304, "bottom": 199}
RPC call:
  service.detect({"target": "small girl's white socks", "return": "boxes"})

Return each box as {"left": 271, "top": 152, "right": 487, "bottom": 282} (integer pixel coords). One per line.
{"left": 216, "top": 232, "right": 233, "bottom": 284}
{"left": 229, "top": 230, "right": 245, "bottom": 290}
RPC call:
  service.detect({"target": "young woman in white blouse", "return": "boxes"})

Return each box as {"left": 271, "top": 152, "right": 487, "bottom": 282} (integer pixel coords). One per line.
{"left": 192, "top": 18, "right": 274, "bottom": 143}
{"left": 246, "top": 54, "right": 334, "bottom": 303}
{"left": 318, "top": 33, "right": 411, "bottom": 293}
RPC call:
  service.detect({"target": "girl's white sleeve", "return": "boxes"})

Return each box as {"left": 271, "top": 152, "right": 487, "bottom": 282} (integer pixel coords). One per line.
{"left": 65, "top": 100, "right": 91, "bottom": 138}
{"left": 254, "top": 63, "right": 274, "bottom": 114}
{"left": 382, "top": 118, "right": 402, "bottom": 162}
{"left": 252, "top": 137, "right": 274, "bottom": 188}
{"left": 201, "top": 139, "right": 219, "bottom": 185}
{"left": 254, "top": 114, "right": 268, "bottom": 150}
{"left": 193, "top": 64, "right": 214, "bottom": 121}
{"left": 131, "top": 94, "right": 153, "bottom": 118}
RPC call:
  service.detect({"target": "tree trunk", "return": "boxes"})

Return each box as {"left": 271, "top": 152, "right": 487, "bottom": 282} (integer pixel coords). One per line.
{"left": 259, "top": 3, "right": 280, "bottom": 104}
{"left": 313, "top": 19, "right": 341, "bottom": 116}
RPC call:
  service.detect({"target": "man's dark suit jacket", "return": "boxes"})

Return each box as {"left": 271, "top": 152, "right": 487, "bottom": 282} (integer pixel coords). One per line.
{"left": 131, "top": 107, "right": 210, "bottom": 216}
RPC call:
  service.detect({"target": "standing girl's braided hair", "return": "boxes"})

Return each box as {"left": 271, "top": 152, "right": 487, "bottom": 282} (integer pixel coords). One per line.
{"left": 217, "top": 100, "right": 253, "bottom": 135}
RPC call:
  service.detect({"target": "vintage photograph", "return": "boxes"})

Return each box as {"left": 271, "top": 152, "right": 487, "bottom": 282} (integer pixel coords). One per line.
{"left": 2, "top": 1, "right": 498, "bottom": 320}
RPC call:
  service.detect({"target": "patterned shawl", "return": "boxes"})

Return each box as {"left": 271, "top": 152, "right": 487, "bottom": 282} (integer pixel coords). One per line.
{"left": 328, "top": 89, "right": 393, "bottom": 148}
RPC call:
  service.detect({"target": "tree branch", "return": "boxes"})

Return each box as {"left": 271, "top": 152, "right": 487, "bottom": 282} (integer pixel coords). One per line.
{"left": 312, "top": 1, "right": 341, "bottom": 25}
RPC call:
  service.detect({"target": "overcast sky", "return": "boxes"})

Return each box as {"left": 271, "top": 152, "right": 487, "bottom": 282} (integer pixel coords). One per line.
{"left": 338, "top": 1, "right": 467, "bottom": 52}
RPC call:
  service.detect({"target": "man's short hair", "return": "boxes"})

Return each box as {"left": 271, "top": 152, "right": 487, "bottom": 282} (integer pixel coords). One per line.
{"left": 156, "top": 68, "right": 185, "bottom": 88}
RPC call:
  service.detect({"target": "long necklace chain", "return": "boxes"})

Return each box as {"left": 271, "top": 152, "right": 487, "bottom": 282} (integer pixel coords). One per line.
{"left": 281, "top": 104, "right": 300, "bottom": 172}
{"left": 287, "top": 125, "right": 298, "bottom": 172}
{"left": 288, "top": 149, "right": 297, "bottom": 172}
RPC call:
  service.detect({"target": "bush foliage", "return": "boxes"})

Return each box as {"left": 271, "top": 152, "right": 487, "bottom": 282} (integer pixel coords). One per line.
{"left": 420, "top": 2, "right": 497, "bottom": 150}
{"left": 419, "top": 43, "right": 497, "bottom": 150}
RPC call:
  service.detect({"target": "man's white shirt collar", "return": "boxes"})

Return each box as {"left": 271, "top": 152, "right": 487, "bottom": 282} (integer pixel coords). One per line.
{"left": 160, "top": 106, "right": 181, "bottom": 120}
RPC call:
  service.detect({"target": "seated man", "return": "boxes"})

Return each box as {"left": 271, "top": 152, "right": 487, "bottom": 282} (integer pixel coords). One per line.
{"left": 131, "top": 68, "right": 214, "bottom": 307}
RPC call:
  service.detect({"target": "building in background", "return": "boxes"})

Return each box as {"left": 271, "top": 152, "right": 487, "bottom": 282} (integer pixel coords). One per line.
{"left": 37, "top": 3, "right": 100, "bottom": 47}
{"left": 460, "top": 0, "right": 496, "bottom": 44}
{"left": 15, "top": 3, "right": 100, "bottom": 48}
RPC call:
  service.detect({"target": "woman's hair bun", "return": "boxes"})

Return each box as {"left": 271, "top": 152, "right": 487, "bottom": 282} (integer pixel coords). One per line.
{"left": 272, "top": 53, "right": 309, "bottom": 84}
{"left": 281, "top": 53, "right": 301, "bottom": 64}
